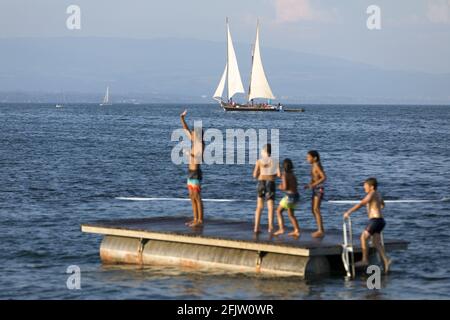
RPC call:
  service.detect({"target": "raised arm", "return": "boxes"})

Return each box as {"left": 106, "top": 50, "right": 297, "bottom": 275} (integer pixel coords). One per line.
{"left": 180, "top": 109, "right": 192, "bottom": 140}
{"left": 344, "top": 191, "right": 374, "bottom": 218}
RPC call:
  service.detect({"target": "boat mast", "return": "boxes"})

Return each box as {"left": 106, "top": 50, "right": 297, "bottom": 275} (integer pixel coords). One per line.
{"left": 247, "top": 19, "right": 258, "bottom": 104}
{"left": 226, "top": 17, "right": 229, "bottom": 102}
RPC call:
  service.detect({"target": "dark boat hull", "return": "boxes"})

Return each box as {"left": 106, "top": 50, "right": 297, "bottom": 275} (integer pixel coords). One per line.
{"left": 221, "top": 102, "right": 278, "bottom": 112}
{"left": 223, "top": 106, "right": 279, "bottom": 112}
{"left": 220, "top": 102, "right": 304, "bottom": 112}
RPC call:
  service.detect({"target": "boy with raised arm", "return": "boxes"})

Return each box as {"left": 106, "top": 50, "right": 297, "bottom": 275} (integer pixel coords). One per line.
{"left": 180, "top": 109, "right": 204, "bottom": 227}
{"left": 343, "top": 177, "right": 392, "bottom": 273}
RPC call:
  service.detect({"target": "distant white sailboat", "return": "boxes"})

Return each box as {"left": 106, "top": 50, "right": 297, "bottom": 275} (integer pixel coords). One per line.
{"left": 100, "top": 86, "right": 112, "bottom": 106}
{"left": 56, "top": 92, "right": 65, "bottom": 108}
{"left": 213, "top": 19, "right": 280, "bottom": 112}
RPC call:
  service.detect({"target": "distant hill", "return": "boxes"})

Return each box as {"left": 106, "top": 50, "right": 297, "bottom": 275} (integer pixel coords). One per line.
{"left": 0, "top": 37, "right": 449, "bottom": 104}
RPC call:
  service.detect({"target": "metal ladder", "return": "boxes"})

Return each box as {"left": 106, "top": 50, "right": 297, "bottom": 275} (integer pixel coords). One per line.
{"left": 342, "top": 217, "right": 386, "bottom": 279}
{"left": 342, "top": 216, "right": 356, "bottom": 279}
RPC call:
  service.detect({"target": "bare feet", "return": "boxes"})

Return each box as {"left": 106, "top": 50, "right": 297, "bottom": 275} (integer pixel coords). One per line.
{"left": 190, "top": 221, "right": 203, "bottom": 228}
{"left": 254, "top": 229, "right": 261, "bottom": 234}
{"left": 288, "top": 230, "right": 300, "bottom": 237}
{"left": 384, "top": 259, "right": 392, "bottom": 274}
{"left": 185, "top": 220, "right": 196, "bottom": 226}
{"left": 273, "top": 229, "right": 285, "bottom": 236}
{"left": 311, "top": 230, "right": 325, "bottom": 238}
{"left": 268, "top": 229, "right": 273, "bottom": 234}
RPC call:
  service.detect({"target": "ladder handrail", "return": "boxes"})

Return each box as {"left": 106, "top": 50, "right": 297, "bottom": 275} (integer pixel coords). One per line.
{"left": 342, "top": 216, "right": 356, "bottom": 279}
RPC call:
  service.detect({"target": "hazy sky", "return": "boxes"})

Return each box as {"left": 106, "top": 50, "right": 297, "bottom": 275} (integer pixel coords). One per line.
{"left": 1, "top": 0, "right": 450, "bottom": 73}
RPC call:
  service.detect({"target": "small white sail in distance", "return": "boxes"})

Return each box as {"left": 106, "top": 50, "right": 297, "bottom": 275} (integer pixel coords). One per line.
{"left": 100, "top": 86, "right": 112, "bottom": 105}
{"left": 248, "top": 21, "right": 275, "bottom": 101}
{"left": 103, "top": 86, "right": 110, "bottom": 104}
{"left": 213, "top": 20, "right": 245, "bottom": 100}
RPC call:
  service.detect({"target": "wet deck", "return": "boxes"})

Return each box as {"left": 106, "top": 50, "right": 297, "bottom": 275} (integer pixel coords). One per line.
{"left": 81, "top": 216, "right": 408, "bottom": 257}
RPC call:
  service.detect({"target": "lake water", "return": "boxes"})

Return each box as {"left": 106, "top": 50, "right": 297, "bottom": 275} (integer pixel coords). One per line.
{"left": 0, "top": 103, "right": 449, "bottom": 299}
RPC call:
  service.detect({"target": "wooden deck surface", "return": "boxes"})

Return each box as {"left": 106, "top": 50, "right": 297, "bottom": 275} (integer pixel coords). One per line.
{"left": 81, "top": 216, "right": 408, "bottom": 257}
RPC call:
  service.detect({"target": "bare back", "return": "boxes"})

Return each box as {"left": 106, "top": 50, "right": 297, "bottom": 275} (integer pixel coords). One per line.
{"left": 188, "top": 133, "right": 204, "bottom": 171}
{"left": 255, "top": 157, "right": 280, "bottom": 181}
{"left": 284, "top": 172, "right": 298, "bottom": 194}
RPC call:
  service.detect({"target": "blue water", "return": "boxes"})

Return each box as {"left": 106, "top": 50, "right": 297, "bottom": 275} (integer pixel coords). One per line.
{"left": 0, "top": 103, "right": 449, "bottom": 299}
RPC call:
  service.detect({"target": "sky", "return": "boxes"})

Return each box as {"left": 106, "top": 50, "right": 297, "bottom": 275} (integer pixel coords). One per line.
{"left": 0, "top": 0, "right": 450, "bottom": 74}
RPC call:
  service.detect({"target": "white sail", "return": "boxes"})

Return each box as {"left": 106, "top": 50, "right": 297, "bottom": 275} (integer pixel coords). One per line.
{"left": 102, "top": 86, "right": 110, "bottom": 104}
{"left": 248, "top": 23, "right": 275, "bottom": 101}
{"left": 213, "top": 65, "right": 227, "bottom": 99}
{"left": 226, "top": 23, "right": 245, "bottom": 99}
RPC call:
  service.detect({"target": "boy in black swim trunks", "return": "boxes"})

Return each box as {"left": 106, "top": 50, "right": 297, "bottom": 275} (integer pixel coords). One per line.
{"left": 343, "top": 177, "right": 392, "bottom": 273}
{"left": 180, "top": 109, "right": 204, "bottom": 227}
{"left": 253, "top": 144, "right": 281, "bottom": 233}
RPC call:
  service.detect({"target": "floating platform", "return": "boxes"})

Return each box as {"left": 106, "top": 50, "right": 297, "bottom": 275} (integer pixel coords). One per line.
{"left": 81, "top": 216, "right": 408, "bottom": 279}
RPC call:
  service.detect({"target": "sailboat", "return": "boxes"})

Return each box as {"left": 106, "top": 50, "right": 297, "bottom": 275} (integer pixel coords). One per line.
{"left": 100, "top": 86, "right": 112, "bottom": 106}
{"left": 213, "top": 19, "right": 280, "bottom": 112}
{"left": 55, "top": 91, "right": 65, "bottom": 108}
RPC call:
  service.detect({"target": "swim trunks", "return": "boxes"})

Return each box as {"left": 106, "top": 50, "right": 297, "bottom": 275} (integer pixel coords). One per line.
{"left": 187, "top": 168, "right": 202, "bottom": 192}
{"left": 280, "top": 192, "right": 300, "bottom": 210}
{"left": 312, "top": 184, "right": 324, "bottom": 200}
{"left": 365, "top": 218, "right": 386, "bottom": 235}
{"left": 257, "top": 180, "right": 276, "bottom": 201}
